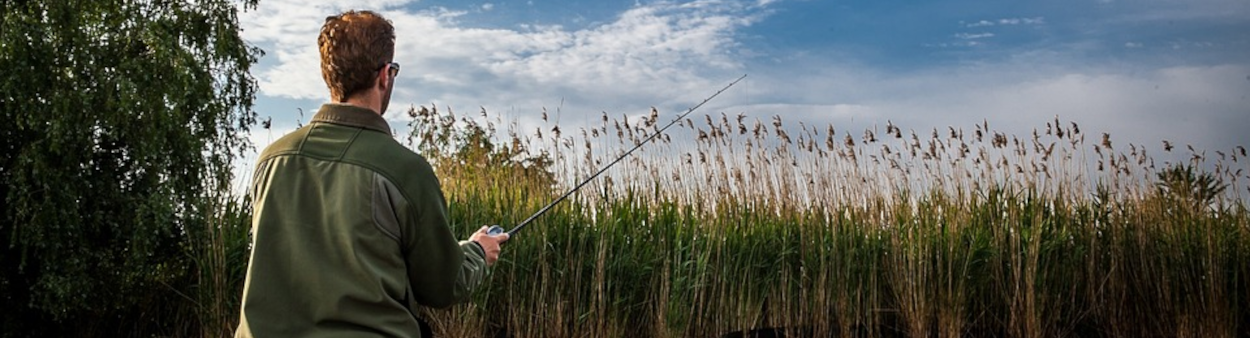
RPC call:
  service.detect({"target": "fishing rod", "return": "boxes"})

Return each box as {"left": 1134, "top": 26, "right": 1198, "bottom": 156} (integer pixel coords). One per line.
{"left": 488, "top": 74, "right": 747, "bottom": 237}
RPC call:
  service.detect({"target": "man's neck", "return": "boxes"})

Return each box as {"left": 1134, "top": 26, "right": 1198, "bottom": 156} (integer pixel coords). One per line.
{"left": 341, "top": 95, "right": 382, "bottom": 116}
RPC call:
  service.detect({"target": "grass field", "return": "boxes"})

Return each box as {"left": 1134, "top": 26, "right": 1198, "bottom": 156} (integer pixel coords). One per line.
{"left": 407, "top": 105, "right": 1249, "bottom": 338}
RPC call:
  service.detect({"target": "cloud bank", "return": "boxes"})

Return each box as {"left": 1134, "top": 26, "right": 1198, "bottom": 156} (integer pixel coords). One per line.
{"left": 241, "top": 0, "right": 765, "bottom": 119}
{"left": 239, "top": 0, "right": 1249, "bottom": 166}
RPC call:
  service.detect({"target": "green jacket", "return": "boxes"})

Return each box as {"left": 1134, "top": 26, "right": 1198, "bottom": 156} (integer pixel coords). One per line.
{"left": 236, "top": 104, "right": 487, "bottom": 338}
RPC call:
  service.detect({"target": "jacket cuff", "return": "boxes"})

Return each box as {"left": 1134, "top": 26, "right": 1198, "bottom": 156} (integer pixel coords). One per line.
{"left": 459, "top": 240, "right": 486, "bottom": 259}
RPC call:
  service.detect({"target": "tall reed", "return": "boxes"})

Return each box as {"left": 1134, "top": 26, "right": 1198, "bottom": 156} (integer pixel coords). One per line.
{"left": 409, "top": 105, "right": 1249, "bottom": 338}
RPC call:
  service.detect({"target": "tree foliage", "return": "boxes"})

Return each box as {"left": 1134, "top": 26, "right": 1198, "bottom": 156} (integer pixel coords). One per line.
{"left": 1155, "top": 163, "right": 1229, "bottom": 212}
{"left": 0, "top": 0, "right": 259, "bottom": 335}
{"left": 407, "top": 105, "right": 557, "bottom": 193}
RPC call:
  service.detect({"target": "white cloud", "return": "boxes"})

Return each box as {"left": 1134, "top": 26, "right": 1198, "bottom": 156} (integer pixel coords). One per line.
{"left": 955, "top": 32, "right": 994, "bottom": 40}
{"left": 720, "top": 58, "right": 1250, "bottom": 161}
{"left": 482, "top": 3, "right": 494, "bottom": 11}
{"left": 242, "top": 0, "right": 766, "bottom": 122}
{"left": 965, "top": 20, "right": 995, "bottom": 27}
{"left": 240, "top": 0, "right": 416, "bottom": 44}
{"left": 240, "top": 0, "right": 424, "bottom": 101}
{"left": 964, "top": 17, "right": 1045, "bottom": 27}
{"left": 999, "top": 17, "right": 1044, "bottom": 25}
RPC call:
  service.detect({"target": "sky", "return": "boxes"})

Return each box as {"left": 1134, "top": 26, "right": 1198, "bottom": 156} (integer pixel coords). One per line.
{"left": 236, "top": 0, "right": 1250, "bottom": 187}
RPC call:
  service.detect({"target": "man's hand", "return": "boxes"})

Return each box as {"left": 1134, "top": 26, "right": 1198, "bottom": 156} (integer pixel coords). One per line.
{"left": 469, "top": 226, "right": 509, "bottom": 266}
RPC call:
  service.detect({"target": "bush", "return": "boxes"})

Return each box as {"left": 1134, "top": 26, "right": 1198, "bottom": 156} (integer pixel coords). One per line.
{"left": 0, "top": 1, "right": 258, "bottom": 336}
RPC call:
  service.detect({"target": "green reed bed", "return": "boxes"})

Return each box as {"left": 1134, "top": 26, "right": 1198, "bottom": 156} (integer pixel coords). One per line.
{"left": 407, "top": 106, "right": 1249, "bottom": 337}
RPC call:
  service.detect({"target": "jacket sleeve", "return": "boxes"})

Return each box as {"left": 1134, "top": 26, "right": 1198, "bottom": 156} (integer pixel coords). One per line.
{"left": 402, "top": 162, "right": 488, "bottom": 309}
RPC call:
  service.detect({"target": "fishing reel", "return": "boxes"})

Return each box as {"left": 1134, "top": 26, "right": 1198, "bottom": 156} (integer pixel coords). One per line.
{"left": 487, "top": 225, "right": 507, "bottom": 236}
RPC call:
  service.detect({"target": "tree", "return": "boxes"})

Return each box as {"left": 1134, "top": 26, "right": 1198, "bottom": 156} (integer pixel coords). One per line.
{"left": 407, "top": 105, "right": 557, "bottom": 193}
{"left": 1154, "top": 163, "right": 1228, "bottom": 213}
{"left": 0, "top": 0, "right": 259, "bottom": 336}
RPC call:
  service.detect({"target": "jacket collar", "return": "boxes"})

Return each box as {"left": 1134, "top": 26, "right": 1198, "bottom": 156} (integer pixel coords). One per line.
{"left": 311, "top": 103, "right": 391, "bottom": 135}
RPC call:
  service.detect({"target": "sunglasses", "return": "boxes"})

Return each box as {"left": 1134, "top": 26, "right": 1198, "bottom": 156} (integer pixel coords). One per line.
{"left": 380, "top": 62, "right": 400, "bottom": 78}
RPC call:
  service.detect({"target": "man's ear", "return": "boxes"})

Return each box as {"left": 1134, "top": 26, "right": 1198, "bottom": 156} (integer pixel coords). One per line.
{"left": 375, "top": 68, "right": 391, "bottom": 91}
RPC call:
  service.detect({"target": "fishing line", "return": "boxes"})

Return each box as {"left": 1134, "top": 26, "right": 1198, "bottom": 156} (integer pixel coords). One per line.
{"left": 489, "top": 74, "right": 748, "bottom": 237}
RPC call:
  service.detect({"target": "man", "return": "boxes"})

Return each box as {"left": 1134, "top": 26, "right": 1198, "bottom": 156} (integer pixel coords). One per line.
{"left": 236, "top": 10, "right": 508, "bottom": 338}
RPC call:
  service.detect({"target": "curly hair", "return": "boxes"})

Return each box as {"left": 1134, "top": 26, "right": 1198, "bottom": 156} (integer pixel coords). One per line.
{"left": 318, "top": 10, "right": 395, "bottom": 102}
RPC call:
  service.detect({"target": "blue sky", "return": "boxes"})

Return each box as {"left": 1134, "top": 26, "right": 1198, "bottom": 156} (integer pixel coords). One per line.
{"left": 238, "top": 0, "right": 1249, "bottom": 185}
